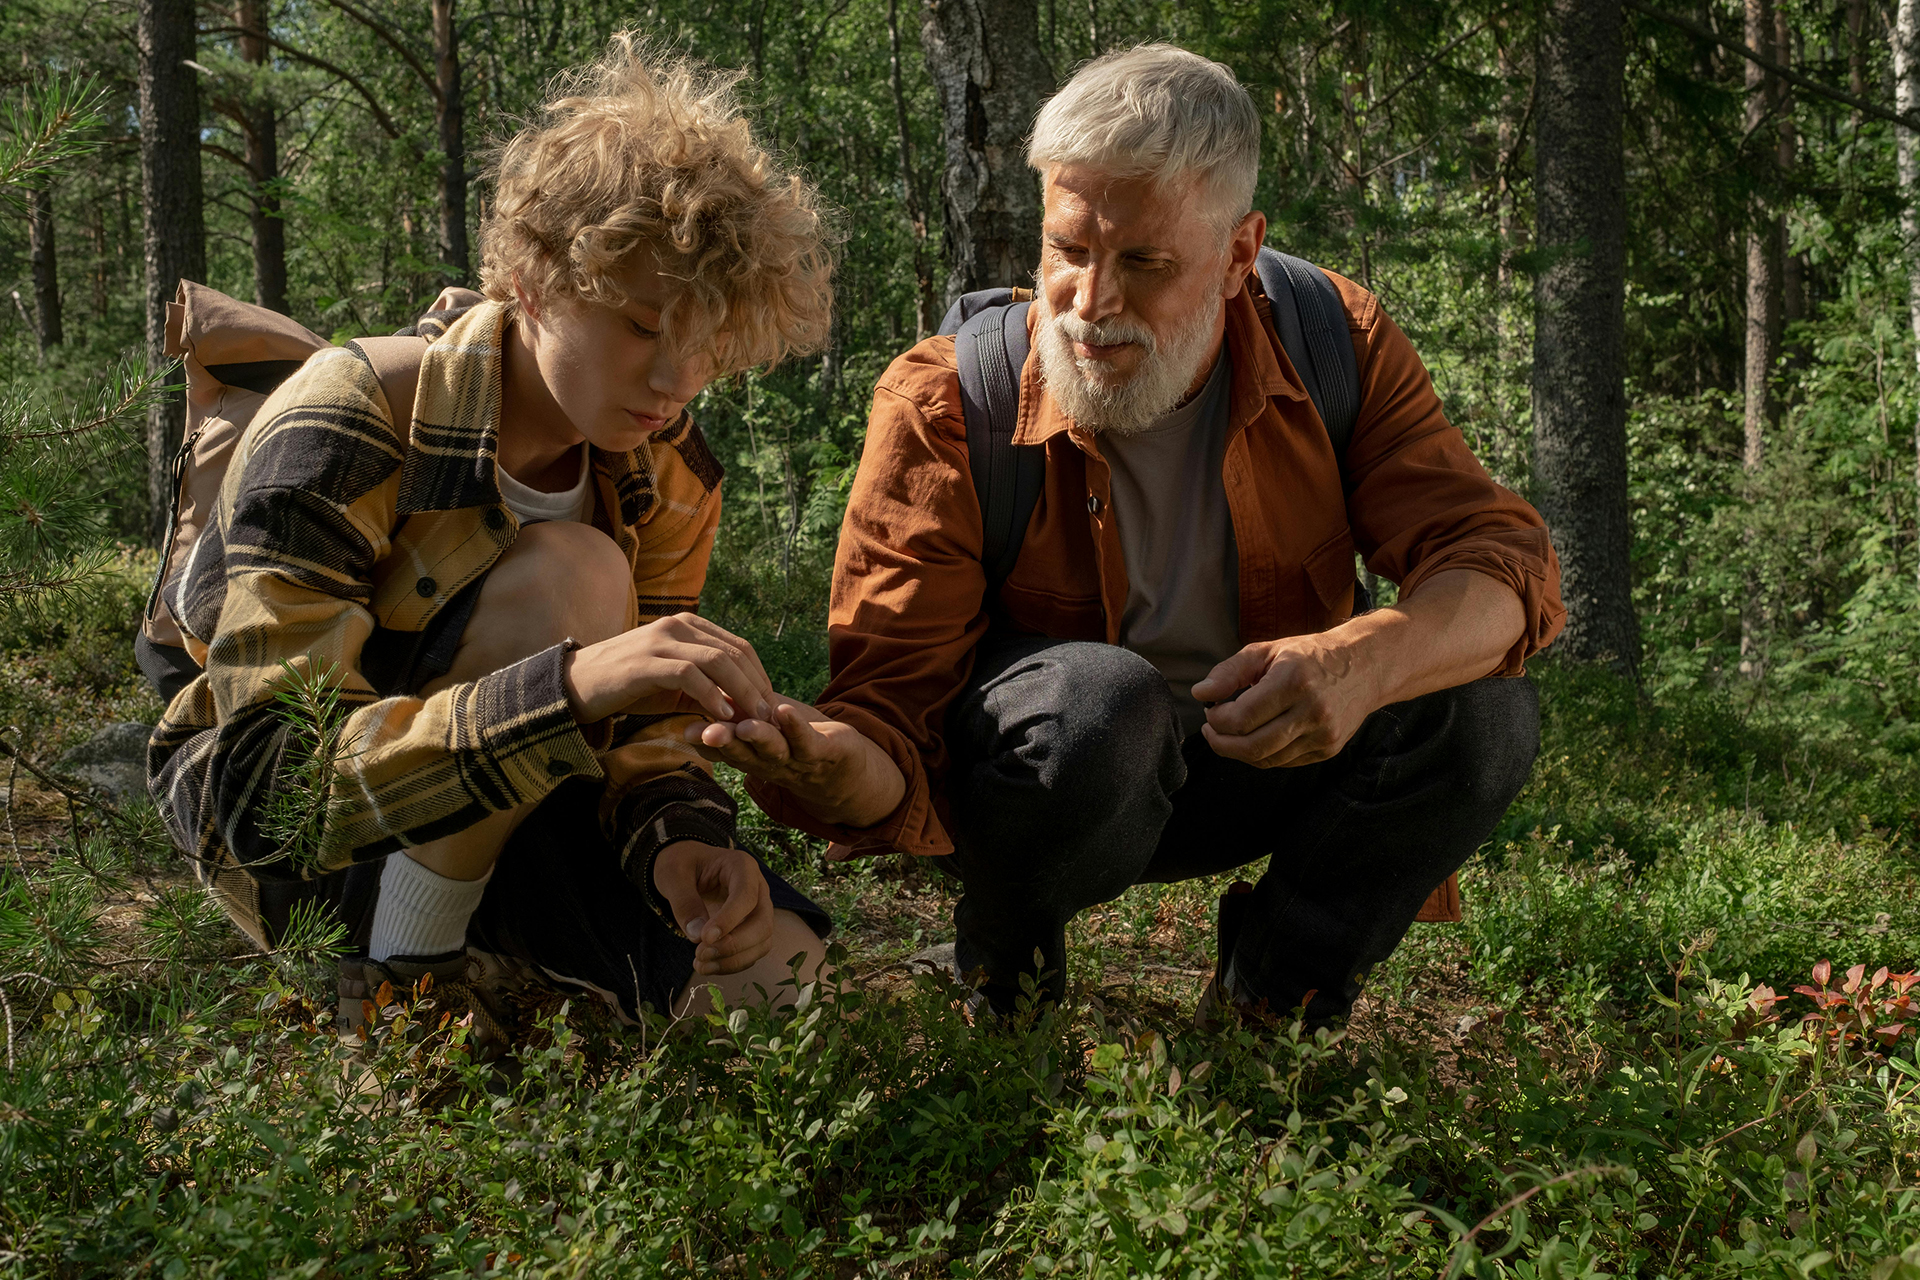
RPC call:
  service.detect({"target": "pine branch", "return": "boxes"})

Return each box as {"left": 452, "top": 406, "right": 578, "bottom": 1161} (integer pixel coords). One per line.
{"left": 7, "top": 354, "right": 171, "bottom": 445}
{"left": 0, "top": 76, "right": 110, "bottom": 197}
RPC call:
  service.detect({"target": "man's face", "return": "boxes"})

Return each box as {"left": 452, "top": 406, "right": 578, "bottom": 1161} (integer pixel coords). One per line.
{"left": 1034, "top": 165, "right": 1263, "bottom": 434}
{"left": 519, "top": 249, "right": 719, "bottom": 453}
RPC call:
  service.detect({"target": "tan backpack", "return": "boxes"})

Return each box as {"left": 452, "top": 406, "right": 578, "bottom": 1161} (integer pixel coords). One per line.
{"left": 136, "top": 280, "right": 483, "bottom": 698}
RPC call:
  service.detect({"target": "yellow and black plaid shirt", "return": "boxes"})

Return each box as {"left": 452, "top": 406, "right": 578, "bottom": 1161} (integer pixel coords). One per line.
{"left": 149, "top": 301, "right": 736, "bottom": 946}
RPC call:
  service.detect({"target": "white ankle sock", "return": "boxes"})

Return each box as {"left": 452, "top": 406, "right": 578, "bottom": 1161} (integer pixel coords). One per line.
{"left": 367, "top": 854, "right": 491, "bottom": 961}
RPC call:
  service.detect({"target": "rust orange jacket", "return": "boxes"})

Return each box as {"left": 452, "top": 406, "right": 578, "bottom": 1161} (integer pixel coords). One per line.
{"left": 748, "top": 269, "right": 1564, "bottom": 858}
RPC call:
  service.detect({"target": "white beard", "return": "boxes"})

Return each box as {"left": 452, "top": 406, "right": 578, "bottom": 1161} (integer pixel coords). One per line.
{"left": 1033, "top": 292, "right": 1224, "bottom": 436}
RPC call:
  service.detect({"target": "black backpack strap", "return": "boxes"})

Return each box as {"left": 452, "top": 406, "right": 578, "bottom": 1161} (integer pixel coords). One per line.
{"left": 954, "top": 300, "right": 1043, "bottom": 595}
{"left": 1256, "top": 246, "right": 1360, "bottom": 460}
{"left": 1256, "top": 247, "right": 1375, "bottom": 615}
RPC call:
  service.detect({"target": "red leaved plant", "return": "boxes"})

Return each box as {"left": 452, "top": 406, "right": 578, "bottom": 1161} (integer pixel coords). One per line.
{"left": 1793, "top": 959, "right": 1918, "bottom": 1052}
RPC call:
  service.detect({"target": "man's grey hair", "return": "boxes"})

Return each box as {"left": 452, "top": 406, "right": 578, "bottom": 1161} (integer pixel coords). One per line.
{"left": 1027, "top": 44, "right": 1260, "bottom": 234}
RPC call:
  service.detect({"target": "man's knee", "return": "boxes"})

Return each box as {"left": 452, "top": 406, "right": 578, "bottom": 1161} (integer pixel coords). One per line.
{"left": 969, "top": 640, "right": 1182, "bottom": 800}
{"left": 1414, "top": 675, "right": 1540, "bottom": 809}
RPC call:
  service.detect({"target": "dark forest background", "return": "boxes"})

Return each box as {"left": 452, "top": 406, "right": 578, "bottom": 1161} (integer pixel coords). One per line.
{"left": 5, "top": 0, "right": 1920, "bottom": 736}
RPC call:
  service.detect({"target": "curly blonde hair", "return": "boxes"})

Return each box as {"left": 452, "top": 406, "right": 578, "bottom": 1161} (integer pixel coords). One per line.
{"left": 479, "top": 35, "right": 835, "bottom": 375}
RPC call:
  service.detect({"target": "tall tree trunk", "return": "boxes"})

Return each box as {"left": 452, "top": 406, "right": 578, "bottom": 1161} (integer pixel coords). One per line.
{"left": 86, "top": 198, "right": 109, "bottom": 323}
{"left": 1740, "top": 0, "right": 1784, "bottom": 677}
{"left": 919, "top": 0, "right": 1052, "bottom": 305}
{"left": 1850, "top": 0, "right": 1870, "bottom": 114}
{"left": 888, "top": 0, "right": 938, "bottom": 339}
{"left": 1777, "top": 7, "right": 1804, "bottom": 367}
{"left": 237, "top": 0, "right": 287, "bottom": 313}
{"left": 27, "top": 186, "right": 63, "bottom": 354}
{"left": 432, "top": 0, "right": 469, "bottom": 283}
{"left": 139, "top": 0, "right": 207, "bottom": 546}
{"left": 1532, "top": 0, "right": 1637, "bottom": 674}
{"left": 1897, "top": 0, "right": 1920, "bottom": 587}
{"left": 1743, "top": 0, "right": 1782, "bottom": 473}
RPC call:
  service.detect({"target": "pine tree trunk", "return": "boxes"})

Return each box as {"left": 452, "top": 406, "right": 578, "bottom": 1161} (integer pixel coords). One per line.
{"left": 1743, "top": 0, "right": 1781, "bottom": 473}
{"left": 27, "top": 186, "right": 63, "bottom": 353}
{"left": 888, "top": 0, "right": 938, "bottom": 339}
{"left": 432, "top": 0, "right": 469, "bottom": 284}
{"left": 1896, "top": 0, "right": 1920, "bottom": 588}
{"left": 139, "top": 0, "right": 207, "bottom": 545}
{"left": 919, "top": 0, "right": 1052, "bottom": 306}
{"left": 1739, "top": 0, "right": 1783, "bottom": 678}
{"left": 238, "top": 0, "right": 287, "bottom": 314}
{"left": 1849, "top": 0, "right": 1870, "bottom": 108}
{"left": 86, "top": 199, "right": 108, "bottom": 323}
{"left": 1532, "top": 0, "right": 1637, "bottom": 675}
{"left": 1777, "top": 6, "right": 1804, "bottom": 367}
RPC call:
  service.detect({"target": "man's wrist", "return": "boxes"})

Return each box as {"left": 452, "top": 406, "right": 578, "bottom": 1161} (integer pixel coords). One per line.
{"left": 793, "top": 733, "right": 902, "bottom": 830}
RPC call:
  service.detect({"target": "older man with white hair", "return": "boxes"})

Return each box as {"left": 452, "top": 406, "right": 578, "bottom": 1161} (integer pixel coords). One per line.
{"left": 706, "top": 44, "right": 1566, "bottom": 1024}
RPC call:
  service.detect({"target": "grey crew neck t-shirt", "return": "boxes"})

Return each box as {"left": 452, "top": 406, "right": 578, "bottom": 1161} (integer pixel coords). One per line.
{"left": 1101, "top": 349, "right": 1239, "bottom": 737}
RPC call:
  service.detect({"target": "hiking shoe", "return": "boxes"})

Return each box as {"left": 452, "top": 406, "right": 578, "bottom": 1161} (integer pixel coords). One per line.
{"left": 908, "top": 940, "right": 1004, "bottom": 1026}
{"left": 1194, "top": 881, "right": 1271, "bottom": 1031}
{"left": 337, "top": 951, "right": 513, "bottom": 1063}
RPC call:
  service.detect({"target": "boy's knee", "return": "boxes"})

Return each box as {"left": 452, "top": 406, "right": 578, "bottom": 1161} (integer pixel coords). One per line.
{"left": 475, "top": 521, "right": 631, "bottom": 645}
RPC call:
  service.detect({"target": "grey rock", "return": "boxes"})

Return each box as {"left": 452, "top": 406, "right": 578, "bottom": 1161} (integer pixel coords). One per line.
{"left": 908, "top": 941, "right": 958, "bottom": 979}
{"left": 57, "top": 722, "right": 154, "bottom": 806}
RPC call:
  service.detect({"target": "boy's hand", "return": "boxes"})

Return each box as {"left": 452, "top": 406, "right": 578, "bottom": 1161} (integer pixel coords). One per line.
{"left": 564, "top": 613, "right": 774, "bottom": 726}
{"left": 684, "top": 700, "right": 904, "bottom": 829}
{"left": 652, "top": 841, "right": 774, "bottom": 975}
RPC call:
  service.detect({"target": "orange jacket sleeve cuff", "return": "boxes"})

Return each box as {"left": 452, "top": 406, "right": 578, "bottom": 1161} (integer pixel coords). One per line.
{"left": 743, "top": 704, "right": 954, "bottom": 857}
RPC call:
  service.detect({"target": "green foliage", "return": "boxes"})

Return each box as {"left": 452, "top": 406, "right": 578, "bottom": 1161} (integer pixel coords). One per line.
{"left": 0, "top": 76, "right": 167, "bottom": 621}
{"left": 257, "top": 660, "right": 355, "bottom": 879}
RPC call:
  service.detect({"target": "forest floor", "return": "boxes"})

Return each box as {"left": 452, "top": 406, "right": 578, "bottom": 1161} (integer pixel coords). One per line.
{"left": 2, "top": 562, "right": 1919, "bottom": 1278}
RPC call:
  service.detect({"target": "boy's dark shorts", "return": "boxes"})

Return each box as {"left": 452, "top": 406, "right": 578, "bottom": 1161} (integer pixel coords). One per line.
{"left": 162, "top": 570, "right": 831, "bottom": 1020}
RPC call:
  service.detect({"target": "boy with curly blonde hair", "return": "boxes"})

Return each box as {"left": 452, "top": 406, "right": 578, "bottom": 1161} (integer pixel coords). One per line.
{"left": 149, "top": 36, "right": 841, "bottom": 1042}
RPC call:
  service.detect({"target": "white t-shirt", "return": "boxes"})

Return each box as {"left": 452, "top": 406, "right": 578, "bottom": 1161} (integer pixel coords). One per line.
{"left": 497, "top": 444, "right": 592, "bottom": 524}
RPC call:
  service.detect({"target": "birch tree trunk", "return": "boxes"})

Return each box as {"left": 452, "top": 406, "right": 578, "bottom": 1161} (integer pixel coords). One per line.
{"left": 1896, "top": 0, "right": 1920, "bottom": 587}
{"left": 1532, "top": 0, "right": 1638, "bottom": 674}
{"left": 139, "top": 0, "right": 207, "bottom": 544}
{"left": 919, "top": 0, "right": 1052, "bottom": 306}
{"left": 27, "top": 186, "right": 62, "bottom": 353}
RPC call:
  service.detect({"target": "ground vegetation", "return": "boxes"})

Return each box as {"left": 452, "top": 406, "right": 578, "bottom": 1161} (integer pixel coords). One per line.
{"left": 1, "top": 1, "right": 1917, "bottom": 1274}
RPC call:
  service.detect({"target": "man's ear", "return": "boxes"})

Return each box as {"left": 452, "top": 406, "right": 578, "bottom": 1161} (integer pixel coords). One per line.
{"left": 1221, "top": 210, "right": 1267, "bottom": 300}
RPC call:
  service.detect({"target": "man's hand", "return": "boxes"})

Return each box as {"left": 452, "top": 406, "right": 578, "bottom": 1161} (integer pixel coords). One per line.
{"left": 1193, "top": 569, "right": 1530, "bottom": 768}
{"left": 1191, "top": 633, "right": 1378, "bottom": 769}
{"left": 564, "top": 613, "right": 774, "bottom": 726}
{"left": 652, "top": 840, "right": 775, "bottom": 976}
{"left": 683, "top": 699, "right": 906, "bottom": 830}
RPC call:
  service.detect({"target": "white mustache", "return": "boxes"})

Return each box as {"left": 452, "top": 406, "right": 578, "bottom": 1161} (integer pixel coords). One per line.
{"left": 1052, "top": 312, "right": 1156, "bottom": 354}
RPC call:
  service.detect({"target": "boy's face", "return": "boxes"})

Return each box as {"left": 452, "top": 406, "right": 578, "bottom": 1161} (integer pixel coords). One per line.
{"left": 517, "top": 249, "right": 719, "bottom": 453}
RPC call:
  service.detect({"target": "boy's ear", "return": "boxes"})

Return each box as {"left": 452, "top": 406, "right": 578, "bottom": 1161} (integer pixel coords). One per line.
{"left": 510, "top": 273, "right": 542, "bottom": 321}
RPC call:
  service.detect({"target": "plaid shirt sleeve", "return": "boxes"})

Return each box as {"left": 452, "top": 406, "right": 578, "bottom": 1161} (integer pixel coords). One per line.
{"left": 592, "top": 424, "right": 743, "bottom": 929}
{"left": 149, "top": 346, "right": 604, "bottom": 882}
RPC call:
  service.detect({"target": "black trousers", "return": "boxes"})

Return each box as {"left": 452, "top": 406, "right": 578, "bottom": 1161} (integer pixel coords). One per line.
{"left": 944, "top": 635, "right": 1540, "bottom": 1019}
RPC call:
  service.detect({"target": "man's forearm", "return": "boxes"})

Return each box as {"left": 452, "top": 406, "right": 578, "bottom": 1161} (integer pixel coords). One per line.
{"left": 1342, "top": 569, "right": 1527, "bottom": 710}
